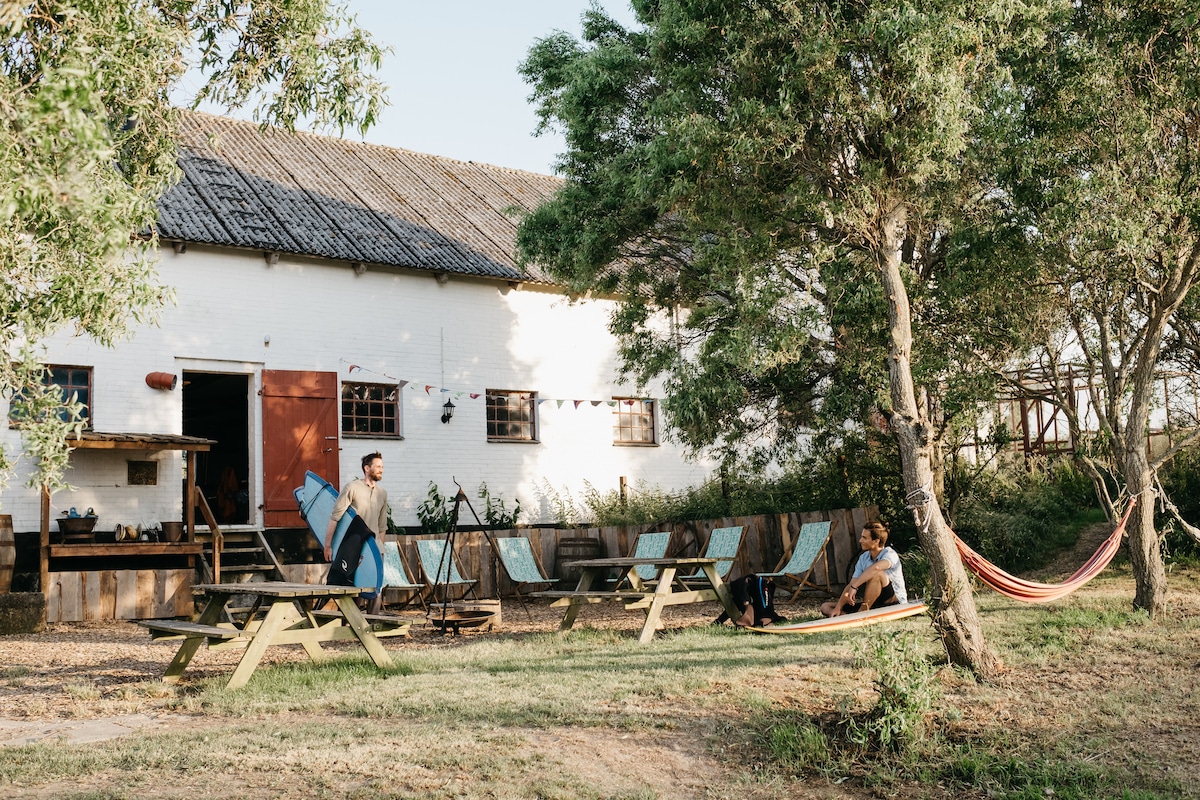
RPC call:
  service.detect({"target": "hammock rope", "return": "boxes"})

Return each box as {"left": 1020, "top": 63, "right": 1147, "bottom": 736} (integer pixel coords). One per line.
{"left": 952, "top": 499, "right": 1136, "bottom": 603}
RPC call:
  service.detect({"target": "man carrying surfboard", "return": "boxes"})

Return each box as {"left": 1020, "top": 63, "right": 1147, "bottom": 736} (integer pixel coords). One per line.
{"left": 325, "top": 451, "right": 389, "bottom": 612}
{"left": 820, "top": 520, "right": 908, "bottom": 617}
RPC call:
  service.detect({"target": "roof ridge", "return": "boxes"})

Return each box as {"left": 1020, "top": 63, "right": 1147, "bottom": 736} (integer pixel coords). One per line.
{"left": 178, "top": 108, "right": 561, "bottom": 181}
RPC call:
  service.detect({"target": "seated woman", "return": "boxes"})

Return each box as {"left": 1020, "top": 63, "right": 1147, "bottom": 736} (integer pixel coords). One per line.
{"left": 820, "top": 520, "right": 908, "bottom": 617}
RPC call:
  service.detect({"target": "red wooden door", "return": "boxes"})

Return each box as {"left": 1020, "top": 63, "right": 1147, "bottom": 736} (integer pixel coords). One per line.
{"left": 261, "top": 370, "right": 339, "bottom": 528}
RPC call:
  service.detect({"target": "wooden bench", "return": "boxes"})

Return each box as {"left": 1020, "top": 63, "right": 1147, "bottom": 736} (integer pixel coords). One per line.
{"left": 311, "top": 610, "right": 414, "bottom": 638}
{"left": 139, "top": 619, "right": 246, "bottom": 641}
{"left": 531, "top": 590, "right": 649, "bottom": 607}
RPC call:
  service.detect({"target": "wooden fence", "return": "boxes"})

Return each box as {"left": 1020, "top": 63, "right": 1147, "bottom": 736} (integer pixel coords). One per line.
{"left": 42, "top": 506, "right": 877, "bottom": 620}
{"left": 44, "top": 569, "right": 194, "bottom": 622}
{"left": 347, "top": 505, "right": 877, "bottom": 600}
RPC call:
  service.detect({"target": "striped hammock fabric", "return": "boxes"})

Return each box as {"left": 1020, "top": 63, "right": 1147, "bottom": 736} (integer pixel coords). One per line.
{"left": 952, "top": 500, "right": 1136, "bottom": 603}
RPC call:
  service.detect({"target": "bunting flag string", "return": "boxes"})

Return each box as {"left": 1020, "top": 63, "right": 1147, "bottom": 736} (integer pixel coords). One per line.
{"left": 339, "top": 359, "right": 655, "bottom": 407}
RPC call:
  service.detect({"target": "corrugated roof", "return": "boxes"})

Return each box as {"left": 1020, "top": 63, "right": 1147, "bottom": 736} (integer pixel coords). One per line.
{"left": 156, "top": 112, "right": 561, "bottom": 283}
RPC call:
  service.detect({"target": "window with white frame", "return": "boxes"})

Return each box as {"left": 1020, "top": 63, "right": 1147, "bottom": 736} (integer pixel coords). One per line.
{"left": 613, "top": 398, "right": 657, "bottom": 445}
{"left": 487, "top": 390, "right": 537, "bottom": 441}
{"left": 341, "top": 382, "right": 401, "bottom": 437}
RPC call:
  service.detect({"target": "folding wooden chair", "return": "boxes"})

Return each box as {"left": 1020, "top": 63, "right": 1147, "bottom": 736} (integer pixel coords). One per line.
{"left": 758, "top": 520, "right": 833, "bottom": 601}
{"left": 493, "top": 535, "right": 557, "bottom": 619}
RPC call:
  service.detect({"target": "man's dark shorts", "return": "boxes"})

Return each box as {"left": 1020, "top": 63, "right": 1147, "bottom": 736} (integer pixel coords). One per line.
{"left": 843, "top": 580, "right": 898, "bottom": 614}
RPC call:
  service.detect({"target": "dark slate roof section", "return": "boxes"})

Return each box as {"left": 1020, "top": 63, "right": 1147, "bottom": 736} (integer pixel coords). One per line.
{"left": 156, "top": 112, "right": 561, "bottom": 283}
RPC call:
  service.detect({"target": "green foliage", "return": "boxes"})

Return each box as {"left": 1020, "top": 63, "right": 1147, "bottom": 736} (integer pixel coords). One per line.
{"left": 1155, "top": 446, "right": 1200, "bottom": 563}
{"left": 760, "top": 714, "right": 833, "bottom": 774}
{"left": 0, "top": 1, "right": 386, "bottom": 495}
{"left": 847, "top": 633, "right": 942, "bottom": 753}
{"left": 951, "top": 457, "right": 1103, "bottom": 573}
{"left": 478, "top": 482, "right": 522, "bottom": 529}
{"left": 416, "top": 483, "right": 453, "bottom": 535}
{"left": 420, "top": 482, "right": 524, "bottom": 532}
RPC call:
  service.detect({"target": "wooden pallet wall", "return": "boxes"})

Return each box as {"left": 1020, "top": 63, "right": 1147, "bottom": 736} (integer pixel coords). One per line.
{"left": 44, "top": 569, "right": 193, "bottom": 622}
{"left": 393, "top": 506, "right": 876, "bottom": 599}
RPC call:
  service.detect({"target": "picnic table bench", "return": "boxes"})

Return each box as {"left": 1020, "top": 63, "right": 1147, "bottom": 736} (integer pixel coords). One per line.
{"left": 140, "top": 582, "right": 395, "bottom": 689}
{"left": 533, "top": 557, "right": 741, "bottom": 644}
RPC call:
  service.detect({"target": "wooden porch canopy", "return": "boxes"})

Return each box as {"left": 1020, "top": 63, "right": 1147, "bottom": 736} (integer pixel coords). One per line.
{"left": 39, "top": 432, "right": 214, "bottom": 595}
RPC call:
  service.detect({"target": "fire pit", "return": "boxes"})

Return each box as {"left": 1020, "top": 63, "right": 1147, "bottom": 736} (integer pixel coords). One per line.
{"left": 427, "top": 610, "right": 495, "bottom": 635}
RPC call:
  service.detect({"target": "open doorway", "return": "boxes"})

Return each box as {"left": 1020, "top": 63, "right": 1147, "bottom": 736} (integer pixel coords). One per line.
{"left": 182, "top": 372, "right": 250, "bottom": 525}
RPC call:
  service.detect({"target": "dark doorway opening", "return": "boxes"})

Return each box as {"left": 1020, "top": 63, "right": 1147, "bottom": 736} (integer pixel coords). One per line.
{"left": 182, "top": 372, "right": 250, "bottom": 525}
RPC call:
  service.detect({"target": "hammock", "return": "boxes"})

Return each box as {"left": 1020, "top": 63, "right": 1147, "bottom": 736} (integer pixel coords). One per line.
{"left": 952, "top": 499, "right": 1135, "bottom": 603}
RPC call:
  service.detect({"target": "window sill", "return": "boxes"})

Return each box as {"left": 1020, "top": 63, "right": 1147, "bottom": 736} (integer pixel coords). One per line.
{"left": 487, "top": 438, "right": 540, "bottom": 444}
{"left": 342, "top": 433, "right": 404, "bottom": 440}
{"left": 613, "top": 441, "right": 659, "bottom": 447}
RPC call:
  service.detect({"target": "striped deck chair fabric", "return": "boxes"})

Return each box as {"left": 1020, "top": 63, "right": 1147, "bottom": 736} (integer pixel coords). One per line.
{"left": 690, "top": 525, "right": 745, "bottom": 580}
{"left": 415, "top": 538, "right": 477, "bottom": 599}
{"left": 381, "top": 540, "right": 425, "bottom": 610}
{"left": 758, "top": 520, "right": 833, "bottom": 599}
{"left": 495, "top": 536, "right": 556, "bottom": 588}
{"left": 627, "top": 530, "right": 671, "bottom": 582}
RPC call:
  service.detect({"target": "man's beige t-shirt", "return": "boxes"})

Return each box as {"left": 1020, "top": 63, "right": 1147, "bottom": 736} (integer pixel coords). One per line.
{"left": 330, "top": 478, "right": 388, "bottom": 535}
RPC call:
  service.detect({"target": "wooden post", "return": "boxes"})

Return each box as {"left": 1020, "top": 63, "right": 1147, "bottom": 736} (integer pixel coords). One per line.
{"left": 39, "top": 485, "right": 50, "bottom": 605}
{"left": 185, "top": 450, "right": 196, "bottom": 542}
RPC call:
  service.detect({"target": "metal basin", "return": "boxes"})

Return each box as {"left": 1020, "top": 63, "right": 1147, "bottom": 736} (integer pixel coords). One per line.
{"left": 427, "top": 610, "right": 494, "bottom": 635}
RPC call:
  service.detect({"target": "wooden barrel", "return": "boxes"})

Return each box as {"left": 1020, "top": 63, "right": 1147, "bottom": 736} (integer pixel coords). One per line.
{"left": 555, "top": 536, "right": 603, "bottom": 585}
{"left": 0, "top": 515, "right": 14, "bottom": 594}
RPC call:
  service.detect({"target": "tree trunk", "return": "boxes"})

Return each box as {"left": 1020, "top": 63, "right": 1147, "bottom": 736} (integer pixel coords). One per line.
{"left": 877, "top": 203, "right": 1001, "bottom": 679}
{"left": 1125, "top": 442, "right": 1168, "bottom": 616}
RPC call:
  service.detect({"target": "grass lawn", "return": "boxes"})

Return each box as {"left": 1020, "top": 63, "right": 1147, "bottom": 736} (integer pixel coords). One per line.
{"left": 0, "top": 562, "right": 1197, "bottom": 799}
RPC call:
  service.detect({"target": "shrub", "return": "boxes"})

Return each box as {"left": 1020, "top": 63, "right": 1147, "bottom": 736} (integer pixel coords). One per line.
{"left": 847, "top": 632, "right": 942, "bottom": 753}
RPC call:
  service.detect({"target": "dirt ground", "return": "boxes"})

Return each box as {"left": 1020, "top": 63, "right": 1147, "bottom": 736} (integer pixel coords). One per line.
{"left": 3, "top": 527, "right": 1198, "bottom": 799}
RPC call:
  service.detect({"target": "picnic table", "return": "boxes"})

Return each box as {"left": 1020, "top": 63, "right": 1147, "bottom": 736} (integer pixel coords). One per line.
{"left": 140, "top": 582, "right": 402, "bottom": 689}
{"left": 533, "top": 556, "right": 741, "bottom": 644}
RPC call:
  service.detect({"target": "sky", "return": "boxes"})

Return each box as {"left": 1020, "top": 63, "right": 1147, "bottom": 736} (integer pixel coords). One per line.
{"left": 182, "top": 1, "right": 640, "bottom": 176}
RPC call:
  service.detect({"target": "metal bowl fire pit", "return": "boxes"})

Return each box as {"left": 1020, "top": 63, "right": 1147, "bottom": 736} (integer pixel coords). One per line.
{"left": 427, "top": 609, "right": 495, "bottom": 635}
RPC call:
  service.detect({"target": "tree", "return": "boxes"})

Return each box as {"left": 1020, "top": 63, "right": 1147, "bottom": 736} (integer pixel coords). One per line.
{"left": 517, "top": 1, "right": 1059, "bottom": 677}
{"left": 0, "top": 0, "right": 386, "bottom": 491}
{"left": 1007, "top": 0, "right": 1200, "bottom": 616}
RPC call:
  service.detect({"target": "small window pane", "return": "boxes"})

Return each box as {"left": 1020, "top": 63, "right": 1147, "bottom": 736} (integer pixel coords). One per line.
{"left": 613, "top": 398, "right": 656, "bottom": 445}
{"left": 487, "top": 390, "right": 536, "bottom": 441}
{"left": 341, "top": 382, "right": 401, "bottom": 438}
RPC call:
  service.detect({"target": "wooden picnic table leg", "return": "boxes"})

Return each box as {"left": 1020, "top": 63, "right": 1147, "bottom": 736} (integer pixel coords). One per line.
{"left": 334, "top": 596, "right": 394, "bottom": 668}
{"left": 225, "top": 599, "right": 301, "bottom": 690}
{"left": 162, "top": 594, "right": 228, "bottom": 684}
{"left": 703, "top": 564, "right": 741, "bottom": 621}
{"left": 637, "top": 566, "right": 678, "bottom": 645}
{"left": 558, "top": 567, "right": 598, "bottom": 632}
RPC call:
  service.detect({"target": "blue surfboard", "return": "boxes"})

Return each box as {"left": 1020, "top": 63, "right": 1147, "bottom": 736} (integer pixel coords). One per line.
{"left": 294, "top": 470, "right": 384, "bottom": 598}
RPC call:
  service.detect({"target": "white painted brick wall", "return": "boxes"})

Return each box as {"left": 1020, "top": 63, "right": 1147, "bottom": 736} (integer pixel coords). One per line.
{"left": 0, "top": 246, "right": 715, "bottom": 530}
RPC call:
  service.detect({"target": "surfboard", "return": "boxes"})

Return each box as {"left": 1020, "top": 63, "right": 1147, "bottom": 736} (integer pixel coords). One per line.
{"left": 293, "top": 470, "right": 384, "bottom": 598}
{"left": 746, "top": 600, "right": 927, "bottom": 635}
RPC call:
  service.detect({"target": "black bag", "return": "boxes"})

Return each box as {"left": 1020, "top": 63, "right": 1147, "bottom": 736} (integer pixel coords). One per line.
{"left": 716, "top": 574, "right": 784, "bottom": 626}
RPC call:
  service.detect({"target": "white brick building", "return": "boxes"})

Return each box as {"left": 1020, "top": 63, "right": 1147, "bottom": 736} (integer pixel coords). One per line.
{"left": 2, "top": 113, "right": 714, "bottom": 536}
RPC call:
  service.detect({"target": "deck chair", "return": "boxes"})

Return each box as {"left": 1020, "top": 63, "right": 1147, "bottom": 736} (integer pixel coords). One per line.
{"left": 611, "top": 530, "right": 672, "bottom": 588}
{"left": 381, "top": 540, "right": 426, "bottom": 612}
{"left": 758, "top": 520, "right": 833, "bottom": 601}
{"left": 681, "top": 526, "right": 745, "bottom": 585}
{"left": 493, "top": 536, "right": 557, "bottom": 618}
{"left": 416, "top": 538, "right": 478, "bottom": 602}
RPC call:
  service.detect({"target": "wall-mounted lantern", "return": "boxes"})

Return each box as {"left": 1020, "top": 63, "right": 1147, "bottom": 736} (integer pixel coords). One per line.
{"left": 441, "top": 398, "right": 456, "bottom": 424}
